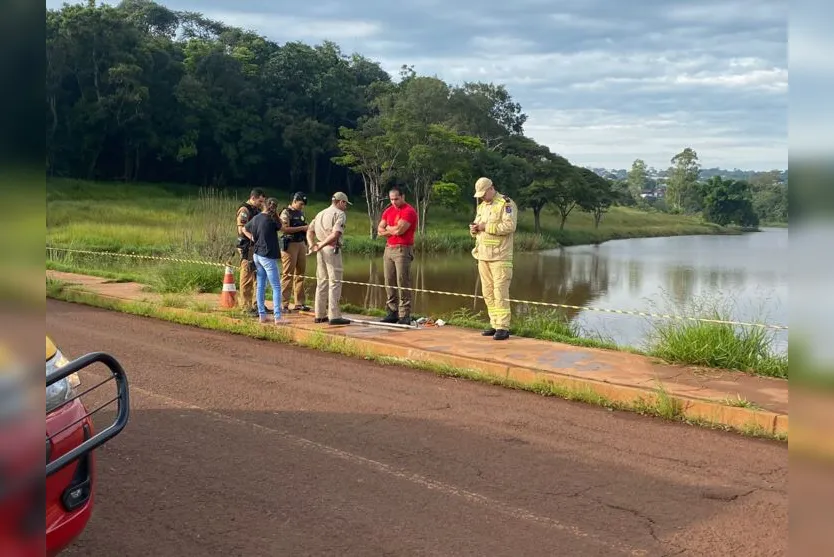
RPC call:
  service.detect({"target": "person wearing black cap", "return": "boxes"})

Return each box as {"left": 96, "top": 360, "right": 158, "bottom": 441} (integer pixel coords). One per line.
{"left": 279, "top": 192, "right": 311, "bottom": 312}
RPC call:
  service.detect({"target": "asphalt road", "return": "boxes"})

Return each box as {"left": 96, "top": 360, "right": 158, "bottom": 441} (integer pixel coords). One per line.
{"left": 48, "top": 300, "right": 787, "bottom": 557}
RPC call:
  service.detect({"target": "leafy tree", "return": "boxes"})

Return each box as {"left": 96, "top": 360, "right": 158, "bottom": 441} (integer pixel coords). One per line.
{"left": 666, "top": 147, "right": 701, "bottom": 213}
{"left": 578, "top": 168, "right": 615, "bottom": 228}
{"left": 626, "top": 159, "right": 647, "bottom": 202}
{"left": 331, "top": 118, "right": 403, "bottom": 238}
{"left": 519, "top": 153, "right": 579, "bottom": 232}
{"left": 446, "top": 82, "right": 527, "bottom": 149}
{"left": 749, "top": 170, "right": 788, "bottom": 223}
{"left": 407, "top": 126, "right": 483, "bottom": 235}
{"left": 702, "top": 176, "right": 759, "bottom": 227}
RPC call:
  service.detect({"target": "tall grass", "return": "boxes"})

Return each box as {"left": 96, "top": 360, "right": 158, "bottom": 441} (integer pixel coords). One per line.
{"left": 152, "top": 263, "right": 225, "bottom": 294}
{"left": 178, "top": 187, "right": 240, "bottom": 262}
{"left": 645, "top": 293, "right": 787, "bottom": 378}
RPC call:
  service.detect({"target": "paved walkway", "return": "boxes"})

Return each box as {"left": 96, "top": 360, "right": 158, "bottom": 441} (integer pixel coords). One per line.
{"left": 47, "top": 270, "right": 788, "bottom": 435}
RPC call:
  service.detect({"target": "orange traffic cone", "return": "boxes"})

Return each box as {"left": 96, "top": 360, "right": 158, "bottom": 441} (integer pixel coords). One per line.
{"left": 220, "top": 265, "right": 237, "bottom": 308}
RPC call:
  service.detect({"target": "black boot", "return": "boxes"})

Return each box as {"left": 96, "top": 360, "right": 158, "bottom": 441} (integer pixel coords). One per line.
{"left": 481, "top": 328, "right": 496, "bottom": 336}
{"left": 493, "top": 329, "right": 510, "bottom": 341}
{"left": 380, "top": 311, "right": 398, "bottom": 324}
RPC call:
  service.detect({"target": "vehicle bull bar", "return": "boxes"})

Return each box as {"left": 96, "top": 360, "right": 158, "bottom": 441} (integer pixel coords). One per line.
{"left": 46, "top": 352, "right": 130, "bottom": 477}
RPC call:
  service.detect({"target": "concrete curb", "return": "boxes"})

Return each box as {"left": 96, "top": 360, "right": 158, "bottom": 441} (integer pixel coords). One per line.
{"left": 48, "top": 282, "right": 787, "bottom": 439}
{"left": 288, "top": 326, "right": 787, "bottom": 437}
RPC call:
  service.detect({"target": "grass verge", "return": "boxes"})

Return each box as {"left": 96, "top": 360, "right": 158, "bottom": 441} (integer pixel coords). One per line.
{"left": 46, "top": 278, "right": 786, "bottom": 442}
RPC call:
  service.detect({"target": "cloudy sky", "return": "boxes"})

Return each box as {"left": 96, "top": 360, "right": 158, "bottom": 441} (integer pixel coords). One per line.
{"left": 49, "top": 0, "right": 788, "bottom": 171}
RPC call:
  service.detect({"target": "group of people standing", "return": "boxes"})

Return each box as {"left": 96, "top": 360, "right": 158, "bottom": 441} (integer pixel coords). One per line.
{"left": 234, "top": 176, "right": 517, "bottom": 340}
{"left": 235, "top": 189, "right": 309, "bottom": 324}
{"left": 235, "top": 189, "right": 350, "bottom": 325}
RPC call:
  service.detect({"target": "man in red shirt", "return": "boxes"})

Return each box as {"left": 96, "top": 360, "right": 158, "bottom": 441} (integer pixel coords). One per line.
{"left": 377, "top": 186, "right": 419, "bottom": 324}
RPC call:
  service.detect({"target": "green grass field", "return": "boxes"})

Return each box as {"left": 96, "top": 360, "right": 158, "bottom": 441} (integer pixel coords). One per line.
{"left": 46, "top": 178, "right": 733, "bottom": 259}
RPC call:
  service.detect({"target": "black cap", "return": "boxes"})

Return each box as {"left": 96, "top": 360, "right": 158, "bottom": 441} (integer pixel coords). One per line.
{"left": 291, "top": 192, "right": 307, "bottom": 204}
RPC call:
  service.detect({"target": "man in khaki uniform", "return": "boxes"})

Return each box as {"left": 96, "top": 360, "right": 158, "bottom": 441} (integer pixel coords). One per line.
{"left": 279, "top": 192, "right": 311, "bottom": 312}
{"left": 306, "top": 192, "right": 352, "bottom": 326}
{"left": 236, "top": 188, "right": 266, "bottom": 316}
{"left": 469, "top": 177, "right": 517, "bottom": 340}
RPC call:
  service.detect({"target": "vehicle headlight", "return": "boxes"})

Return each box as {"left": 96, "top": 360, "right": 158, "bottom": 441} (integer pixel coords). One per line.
{"left": 46, "top": 349, "right": 77, "bottom": 413}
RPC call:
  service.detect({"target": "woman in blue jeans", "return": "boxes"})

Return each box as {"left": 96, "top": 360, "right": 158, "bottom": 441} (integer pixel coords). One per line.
{"left": 243, "top": 198, "right": 289, "bottom": 324}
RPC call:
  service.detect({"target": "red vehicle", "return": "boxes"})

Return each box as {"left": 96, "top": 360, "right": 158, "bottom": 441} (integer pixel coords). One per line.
{"left": 44, "top": 336, "right": 130, "bottom": 556}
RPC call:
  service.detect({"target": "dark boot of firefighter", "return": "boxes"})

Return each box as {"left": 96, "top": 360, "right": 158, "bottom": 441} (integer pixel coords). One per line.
{"left": 469, "top": 177, "right": 517, "bottom": 341}
{"left": 279, "top": 192, "right": 311, "bottom": 312}
{"left": 236, "top": 188, "right": 266, "bottom": 316}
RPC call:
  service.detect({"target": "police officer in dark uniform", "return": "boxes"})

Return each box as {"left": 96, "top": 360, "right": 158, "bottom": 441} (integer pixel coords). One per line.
{"left": 236, "top": 188, "right": 266, "bottom": 315}
{"left": 278, "top": 192, "right": 311, "bottom": 312}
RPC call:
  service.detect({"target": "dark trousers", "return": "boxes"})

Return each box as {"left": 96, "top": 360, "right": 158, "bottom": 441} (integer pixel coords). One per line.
{"left": 383, "top": 245, "right": 413, "bottom": 317}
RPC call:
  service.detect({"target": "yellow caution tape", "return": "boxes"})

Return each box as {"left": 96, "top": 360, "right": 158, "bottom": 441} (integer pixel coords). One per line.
{"left": 46, "top": 246, "right": 789, "bottom": 331}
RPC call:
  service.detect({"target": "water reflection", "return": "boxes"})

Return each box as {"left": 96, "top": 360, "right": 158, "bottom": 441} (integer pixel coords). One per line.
{"left": 305, "top": 228, "right": 788, "bottom": 352}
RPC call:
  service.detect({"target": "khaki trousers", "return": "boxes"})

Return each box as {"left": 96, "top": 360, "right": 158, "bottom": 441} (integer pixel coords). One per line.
{"left": 315, "top": 247, "right": 343, "bottom": 320}
{"left": 238, "top": 249, "right": 256, "bottom": 310}
{"left": 478, "top": 259, "right": 513, "bottom": 329}
{"left": 281, "top": 241, "right": 307, "bottom": 307}
{"left": 383, "top": 245, "right": 414, "bottom": 317}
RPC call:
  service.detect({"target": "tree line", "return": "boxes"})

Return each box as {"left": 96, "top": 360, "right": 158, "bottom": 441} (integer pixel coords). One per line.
{"left": 47, "top": 0, "right": 780, "bottom": 237}
{"left": 47, "top": 0, "right": 625, "bottom": 237}
{"left": 623, "top": 149, "right": 788, "bottom": 226}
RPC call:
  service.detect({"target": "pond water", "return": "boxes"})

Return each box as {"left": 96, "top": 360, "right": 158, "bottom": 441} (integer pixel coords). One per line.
{"left": 321, "top": 228, "right": 788, "bottom": 352}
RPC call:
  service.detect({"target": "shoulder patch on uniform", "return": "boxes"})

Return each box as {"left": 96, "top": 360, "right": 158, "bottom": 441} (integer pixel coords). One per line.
{"left": 505, "top": 205, "right": 513, "bottom": 213}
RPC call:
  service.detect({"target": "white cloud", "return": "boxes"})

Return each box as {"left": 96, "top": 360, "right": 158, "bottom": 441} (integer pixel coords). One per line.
{"left": 663, "top": 0, "right": 787, "bottom": 23}
{"left": 548, "top": 13, "right": 624, "bottom": 31}
{"left": 570, "top": 67, "right": 787, "bottom": 93}
{"left": 523, "top": 108, "right": 787, "bottom": 169}
{"left": 202, "top": 11, "right": 382, "bottom": 42}
{"left": 378, "top": 48, "right": 783, "bottom": 93}
{"left": 469, "top": 35, "right": 537, "bottom": 54}
{"left": 676, "top": 68, "right": 787, "bottom": 91}
{"left": 423, "top": 8, "right": 507, "bottom": 28}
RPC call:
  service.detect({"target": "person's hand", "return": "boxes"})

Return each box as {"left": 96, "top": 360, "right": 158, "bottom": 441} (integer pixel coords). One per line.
{"left": 311, "top": 242, "right": 321, "bottom": 253}
{"left": 476, "top": 223, "right": 486, "bottom": 232}
{"left": 469, "top": 223, "right": 478, "bottom": 234}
